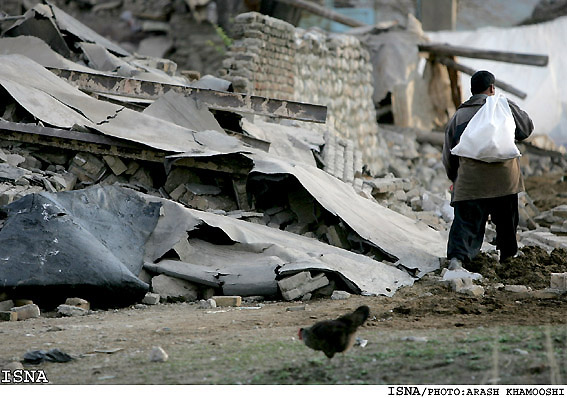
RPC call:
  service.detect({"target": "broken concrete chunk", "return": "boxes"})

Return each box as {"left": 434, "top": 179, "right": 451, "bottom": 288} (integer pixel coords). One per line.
{"left": 550, "top": 273, "right": 567, "bottom": 290}
{"left": 103, "top": 156, "right": 128, "bottom": 176}
{"left": 0, "top": 163, "right": 27, "bottom": 183}
{"left": 151, "top": 274, "right": 199, "bottom": 302}
{"left": 5, "top": 153, "right": 25, "bottom": 167}
{"left": 169, "top": 184, "right": 187, "bottom": 201}
{"left": 142, "top": 292, "right": 160, "bottom": 305}
{"left": 212, "top": 296, "right": 241, "bottom": 307}
{"left": 68, "top": 153, "right": 107, "bottom": 182}
{"left": 10, "top": 303, "right": 40, "bottom": 320}
{"left": 65, "top": 297, "right": 90, "bottom": 310}
{"left": 331, "top": 290, "right": 351, "bottom": 300}
{"left": 57, "top": 304, "right": 87, "bottom": 317}
{"left": 198, "top": 298, "right": 217, "bottom": 309}
{"left": 278, "top": 271, "right": 329, "bottom": 301}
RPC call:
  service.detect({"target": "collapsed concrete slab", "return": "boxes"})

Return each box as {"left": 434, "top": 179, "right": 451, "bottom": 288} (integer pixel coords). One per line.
{"left": 140, "top": 187, "right": 416, "bottom": 297}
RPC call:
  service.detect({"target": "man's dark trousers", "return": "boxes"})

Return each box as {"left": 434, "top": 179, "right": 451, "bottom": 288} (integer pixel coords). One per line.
{"left": 448, "top": 193, "right": 519, "bottom": 262}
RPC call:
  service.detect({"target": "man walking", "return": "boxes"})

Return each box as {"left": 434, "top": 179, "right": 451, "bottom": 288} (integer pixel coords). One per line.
{"left": 442, "top": 70, "right": 534, "bottom": 270}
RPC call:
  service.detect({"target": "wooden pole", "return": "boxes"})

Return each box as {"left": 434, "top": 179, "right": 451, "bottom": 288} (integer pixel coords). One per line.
{"left": 275, "top": 0, "right": 365, "bottom": 28}
{"left": 419, "top": 43, "right": 548, "bottom": 67}
{"left": 434, "top": 56, "right": 527, "bottom": 99}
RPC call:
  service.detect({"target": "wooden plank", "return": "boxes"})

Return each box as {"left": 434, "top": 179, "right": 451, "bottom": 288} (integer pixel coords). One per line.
{"left": 419, "top": 43, "right": 548, "bottom": 67}
{"left": 0, "top": 120, "right": 169, "bottom": 162}
{"left": 275, "top": 0, "right": 365, "bottom": 28}
{"left": 434, "top": 56, "right": 527, "bottom": 99}
{"left": 47, "top": 68, "right": 328, "bottom": 123}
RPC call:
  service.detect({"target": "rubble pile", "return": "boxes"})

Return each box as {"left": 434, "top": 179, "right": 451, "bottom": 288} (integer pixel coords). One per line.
{"left": 0, "top": 2, "right": 566, "bottom": 315}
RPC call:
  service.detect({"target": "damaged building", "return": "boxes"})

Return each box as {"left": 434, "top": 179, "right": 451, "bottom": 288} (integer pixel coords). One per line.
{"left": 0, "top": 0, "right": 566, "bottom": 315}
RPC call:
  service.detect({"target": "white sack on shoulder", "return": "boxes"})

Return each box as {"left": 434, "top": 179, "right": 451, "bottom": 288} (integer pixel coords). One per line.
{"left": 451, "top": 93, "right": 520, "bottom": 163}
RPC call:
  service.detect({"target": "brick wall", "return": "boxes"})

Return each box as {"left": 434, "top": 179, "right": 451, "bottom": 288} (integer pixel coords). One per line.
{"left": 220, "top": 12, "right": 380, "bottom": 174}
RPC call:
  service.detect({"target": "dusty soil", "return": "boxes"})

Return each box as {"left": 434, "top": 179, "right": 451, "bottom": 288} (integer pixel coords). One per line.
{"left": 1, "top": 249, "right": 566, "bottom": 385}
{"left": 525, "top": 173, "right": 567, "bottom": 211}
{"left": 1, "top": 175, "right": 566, "bottom": 385}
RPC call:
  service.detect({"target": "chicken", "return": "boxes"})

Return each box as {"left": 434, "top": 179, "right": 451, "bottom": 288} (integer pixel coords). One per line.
{"left": 298, "top": 305, "right": 370, "bottom": 359}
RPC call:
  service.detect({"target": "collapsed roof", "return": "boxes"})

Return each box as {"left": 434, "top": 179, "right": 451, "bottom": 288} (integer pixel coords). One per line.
{"left": 0, "top": 1, "right": 446, "bottom": 308}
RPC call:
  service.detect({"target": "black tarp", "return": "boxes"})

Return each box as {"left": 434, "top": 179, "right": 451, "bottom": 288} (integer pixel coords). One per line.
{"left": 0, "top": 185, "right": 160, "bottom": 308}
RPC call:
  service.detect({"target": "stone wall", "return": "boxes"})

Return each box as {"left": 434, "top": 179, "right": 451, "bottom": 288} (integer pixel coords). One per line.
{"left": 219, "top": 12, "right": 380, "bottom": 175}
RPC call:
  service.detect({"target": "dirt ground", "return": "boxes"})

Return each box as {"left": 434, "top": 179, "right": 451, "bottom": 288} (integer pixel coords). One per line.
{"left": 1, "top": 174, "right": 566, "bottom": 385}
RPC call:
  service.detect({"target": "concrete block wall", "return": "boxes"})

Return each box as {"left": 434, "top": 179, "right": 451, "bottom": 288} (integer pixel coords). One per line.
{"left": 220, "top": 12, "right": 296, "bottom": 100}
{"left": 220, "top": 12, "right": 380, "bottom": 177}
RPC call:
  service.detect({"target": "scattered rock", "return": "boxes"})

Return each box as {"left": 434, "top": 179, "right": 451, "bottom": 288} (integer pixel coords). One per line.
{"left": 142, "top": 292, "right": 161, "bottom": 305}
{"left": 331, "top": 290, "right": 351, "bottom": 300}
{"left": 198, "top": 299, "right": 217, "bottom": 309}
{"left": 57, "top": 304, "right": 88, "bottom": 317}
{"left": 11, "top": 304, "right": 40, "bottom": 320}
{"left": 65, "top": 297, "right": 90, "bottom": 310}
{"left": 149, "top": 346, "right": 169, "bottom": 362}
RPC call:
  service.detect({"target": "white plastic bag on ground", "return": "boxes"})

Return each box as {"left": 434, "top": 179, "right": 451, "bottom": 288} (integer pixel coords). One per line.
{"left": 451, "top": 93, "right": 520, "bottom": 162}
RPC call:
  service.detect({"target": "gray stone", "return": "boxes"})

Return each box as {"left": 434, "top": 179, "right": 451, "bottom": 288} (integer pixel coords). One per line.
{"left": 198, "top": 299, "right": 217, "bottom": 309}
{"left": 458, "top": 285, "right": 485, "bottom": 298}
{"left": 142, "top": 292, "right": 161, "bottom": 305}
{"left": 11, "top": 304, "right": 40, "bottom": 320}
{"left": 57, "top": 304, "right": 88, "bottom": 317}
{"left": 65, "top": 297, "right": 90, "bottom": 310}
{"left": 149, "top": 346, "right": 169, "bottom": 362}
{"left": 151, "top": 274, "right": 199, "bottom": 301}
{"left": 331, "top": 290, "right": 351, "bottom": 300}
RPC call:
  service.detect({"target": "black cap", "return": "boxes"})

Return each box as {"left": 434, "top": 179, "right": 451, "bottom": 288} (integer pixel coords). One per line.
{"left": 471, "top": 70, "right": 495, "bottom": 94}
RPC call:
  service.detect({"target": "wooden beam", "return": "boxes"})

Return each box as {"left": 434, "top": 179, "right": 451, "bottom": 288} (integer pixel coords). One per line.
{"left": 275, "top": 0, "right": 365, "bottom": 28}
{"left": 47, "top": 68, "right": 328, "bottom": 124}
{"left": 419, "top": 43, "right": 548, "bottom": 67}
{"left": 434, "top": 56, "right": 527, "bottom": 99}
{"left": 0, "top": 120, "right": 169, "bottom": 162}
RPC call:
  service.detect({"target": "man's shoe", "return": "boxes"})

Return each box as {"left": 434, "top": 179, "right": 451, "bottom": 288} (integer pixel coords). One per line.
{"left": 448, "top": 257, "right": 464, "bottom": 271}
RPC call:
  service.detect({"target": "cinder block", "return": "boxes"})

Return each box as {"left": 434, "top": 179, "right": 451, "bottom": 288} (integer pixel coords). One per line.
{"left": 212, "top": 296, "right": 241, "bottom": 307}
{"left": 550, "top": 273, "right": 567, "bottom": 290}
{"left": 142, "top": 292, "right": 160, "bottom": 305}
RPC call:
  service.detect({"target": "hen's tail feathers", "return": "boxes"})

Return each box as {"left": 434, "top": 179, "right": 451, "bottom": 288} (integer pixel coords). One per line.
{"left": 341, "top": 305, "right": 370, "bottom": 328}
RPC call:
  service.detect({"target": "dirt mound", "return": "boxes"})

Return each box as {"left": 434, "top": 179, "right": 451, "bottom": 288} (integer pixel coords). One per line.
{"left": 467, "top": 246, "right": 567, "bottom": 288}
